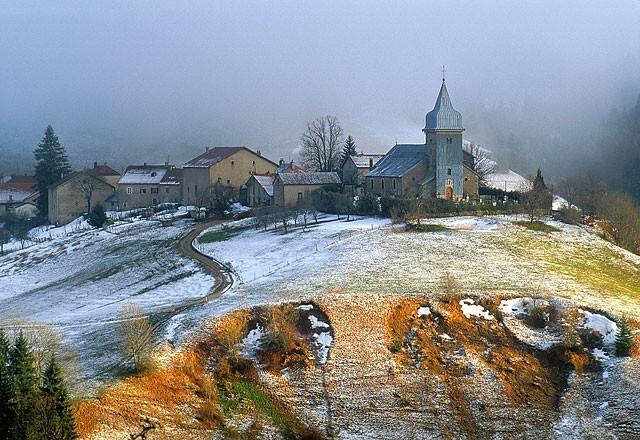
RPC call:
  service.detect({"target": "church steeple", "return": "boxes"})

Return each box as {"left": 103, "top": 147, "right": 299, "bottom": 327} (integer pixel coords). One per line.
{"left": 423, "top": 79, "right": 464, "bottom": 132}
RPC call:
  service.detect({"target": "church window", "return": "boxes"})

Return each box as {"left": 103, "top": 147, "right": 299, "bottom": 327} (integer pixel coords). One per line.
{"left": 195, "top": 185, "right": 198, "bottom": 193}
{"left": 447, "top": 168, "right": 452, "bottom": 176}
{"left": 465, "top": 177, "right": 468, "bottom": 182}
{"left": 231, "top": 160, "right": 235, "bottom": 167}
{"left": 393, "top": 179, "right": 396, "bottom": 189}
{"left": 381, "top": 180, "right": 385, "bottom": 190}
{"left": 371, "top": 180, "right": 374, "bottom": 190}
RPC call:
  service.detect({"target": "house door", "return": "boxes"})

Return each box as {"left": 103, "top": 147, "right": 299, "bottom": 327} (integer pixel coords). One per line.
{"left": 445, "top": 186, "right": 454, "bottom": 200}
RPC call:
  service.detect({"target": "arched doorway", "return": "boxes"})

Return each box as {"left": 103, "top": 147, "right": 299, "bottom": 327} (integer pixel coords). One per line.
{"left": 445, "top": 186, "right": 454, "bottom": 200}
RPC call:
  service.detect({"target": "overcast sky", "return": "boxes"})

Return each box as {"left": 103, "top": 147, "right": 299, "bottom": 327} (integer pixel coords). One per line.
{"left": 1, "top": 1, "right": 639, "bottom": 174}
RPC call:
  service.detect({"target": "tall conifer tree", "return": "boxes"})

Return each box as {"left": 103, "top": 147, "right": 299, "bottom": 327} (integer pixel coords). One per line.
{"left": 8, "top": 332, "right": 40, "bottom": 440}
{"left": 34, "top": 125, "right": 72, "bottom": 218}
{"left": 41, "top": 356, "right": 77, "bottom": 440}
{"left": 340, "top": 135, "right": 357, "bottom": 168}
{"left": 0, "top": 329, "right": 13, "bottom": 439}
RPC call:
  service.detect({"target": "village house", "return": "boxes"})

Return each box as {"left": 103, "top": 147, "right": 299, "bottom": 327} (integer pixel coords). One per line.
{"left": 48, "top": 163, "right": 120, "bottom": 225}
{"left": 183, "top": 146, "right": 277, "bottom": 205}
{"left": 245, "top": 173, "right": 276, "bottom": 207}
{"left": 273, "top": 172, "right": 341, "bottom": 208}
{"left": 366, "top": 79, "right": 479, "bottom": 200}
{"left": 117, "top": 164, "right": 182, "bottom": 209}
{"left": 342, "top": 153, "right": 384, "bottom": 195}
{"left": 0, "top": 175, "right": 38, "bottom": 219}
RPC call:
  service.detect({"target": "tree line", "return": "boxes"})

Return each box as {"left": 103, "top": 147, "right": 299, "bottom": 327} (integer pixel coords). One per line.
{"left": 0, "top": 330, "right": 76, "bottom": 440}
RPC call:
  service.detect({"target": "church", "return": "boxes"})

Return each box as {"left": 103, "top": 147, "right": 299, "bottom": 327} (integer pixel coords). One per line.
{"left": 365, "top": 78, "right": 479, "bottom": 200}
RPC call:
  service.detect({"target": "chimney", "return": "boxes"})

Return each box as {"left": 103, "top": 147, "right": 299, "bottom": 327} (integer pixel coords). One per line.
{"left": 205, "top": 146, "right": 209, "bottom": 153}
{"left": 257, "top": 149, "right": 262, "bottom": 156}
{"left": 279, "top": 158, "right": 284, "bottom": 166}
{"left": 143, "top": 162, "right": 147, "bottom": 167}
{"left": 369, "top": 158, "right": 373, "bottom": 168}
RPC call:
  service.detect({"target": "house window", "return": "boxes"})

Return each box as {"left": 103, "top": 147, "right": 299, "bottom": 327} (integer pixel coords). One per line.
{"left": 252, "top": 160, "right": 256, "bottom": 165}
{"left": 195, "top": 185, "right": 198, "bottom": 193}
{"left": 447, "top": 168, "right": 452, "bottom": 176}
{"left": 166, "top": 188, "right": 170, "bottom": 193}
{"left": 231, "top": 160, "right": 235, "bottom": 167}
{"left": 381, "top": 180, "right": 385, "bottom": 190}
{"left": 393, "top": 179, "right": 396, "bottom": 189}
{"left": 126, "top": 187, "right": 132, "bottom": 194}
{"left": 371, "top": 180, "right": 374, "bottom": 189}
{"left": 227, "top": 179, "right": 230, "bottom": 184}
{"left": 151, "top": 187, "right": 158, "bottom": 194}
{"left": 140, "top": 188, "right": 146, "bottom": 194}
{"left": 151, "top": 172, "right": 157, "bottom": 177}
{"left": 297, "top": 192, "right": 303, "bottom": 202}
{"left": 152, "top": 198, "right": 157, "bottom": 205}
{"left": 465, "top": 177, "right": 469, "bottom": 182}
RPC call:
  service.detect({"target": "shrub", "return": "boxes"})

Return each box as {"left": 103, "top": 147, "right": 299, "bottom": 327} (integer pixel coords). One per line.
{"left": 615, "top": 317, "right": 634, "bottom": 356}
{"left": 118, "top": 303, "right": 154, "bottom": 373}
{"left": 555, "top": 207, "right": 581, "bottom": 225}
{"left": 87, "top": 203, "right": 107, "bottom": 228}
{"left": 355, "top": 195, "right": 378, "bottom": 215}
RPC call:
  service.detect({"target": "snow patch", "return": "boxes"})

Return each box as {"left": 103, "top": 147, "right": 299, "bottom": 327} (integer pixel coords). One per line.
{"left": 240, "top": 324, "right": 264, "bottom": 359}
{"left": 460, "top": 298, "right": 494, "bottom": 320}
{"left": 439, "top": 333, "right": 453, "bottom": 341}
{"left": 580, "top": 310, "right": 618, "bottom": 345}
{"left": 296, "top": 304, "right": 314, "bottom": 311}
{"left": 592, "top": 348, "right": 609, "bottom": 361}
{"left": 417, "top": 306, "right": 431, "bottom": 317}
{"left": 308, "top": 315, "right": 330, "bottom": 329}
{"left": 313, "top": 332, "right": 333, "bottom": 364}
{"left": 500, "top": 297, "right": 550, "bottom": 316}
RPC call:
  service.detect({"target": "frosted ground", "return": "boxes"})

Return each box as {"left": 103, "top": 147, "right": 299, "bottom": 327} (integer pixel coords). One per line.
{"left": 190, "top": 214, "right": 640, "bottom": 319}
{"left": 1, "top": 211, "right": 639, "bottom": 390}
{"left": 0, "top": 217, "right": 213, "bottom": 386}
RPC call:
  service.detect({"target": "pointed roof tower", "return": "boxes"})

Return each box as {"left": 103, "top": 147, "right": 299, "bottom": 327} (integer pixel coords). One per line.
{"left": 424, "top": 78, "right": 464, "bottom": 132}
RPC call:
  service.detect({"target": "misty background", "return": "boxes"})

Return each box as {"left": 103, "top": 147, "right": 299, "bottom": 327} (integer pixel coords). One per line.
{"left": 1, "top": 1, "right": 639, "bottom": 190}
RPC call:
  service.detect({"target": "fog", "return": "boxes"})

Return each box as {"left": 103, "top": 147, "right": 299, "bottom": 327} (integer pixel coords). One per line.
{"left": 1, "top": 1, "right": 639, "bottom": 179}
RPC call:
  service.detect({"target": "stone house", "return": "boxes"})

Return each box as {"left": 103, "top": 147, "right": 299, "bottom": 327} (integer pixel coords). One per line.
{"left": 48, "top": 164, "right": 120, "bottom": 225}
{"left": 183, "top": 146, "right": 277, "bottom": 205}
{"left": 365, "top": 79, "right": 479, "bottom": 200}
{"left": 273, "top": 172, "right": 341, "bottom": 208}
{"left": 245, "top": 174, "right": 276, "bottom": 207}
{"left": 117, "top": 164, "right": 182, "bottom": 209}
{"left": 342, "top": 153, "right": 384, "bottom": 195}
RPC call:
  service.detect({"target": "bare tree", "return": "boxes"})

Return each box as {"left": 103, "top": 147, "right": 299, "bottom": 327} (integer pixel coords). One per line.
{"left": 600, "top": 193, "right": 640, "bottom": 253}
{"left": 75, "top": 175, "right": 97, "bottom": 214}
{"left": 520, "top": 170, "right": 553, "bottom": 222}
{"left": 468, "top": 143, "right": 496, "bottom": 185}
{"left": 301, "top": 115, "right": 344, "bottom": 172}
{"left": 118, "top": 303, "right": 154, "bottom": 373}
{"left": 558, "top": 176, "right": 579, "bottom": 209}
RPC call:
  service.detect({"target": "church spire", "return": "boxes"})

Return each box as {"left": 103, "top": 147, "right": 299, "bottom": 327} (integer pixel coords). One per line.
{"left": 423, "top": 74, "right": 464, "bottom": 132}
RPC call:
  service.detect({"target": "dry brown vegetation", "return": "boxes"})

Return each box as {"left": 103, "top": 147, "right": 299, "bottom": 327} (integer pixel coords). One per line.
{"left": 382, "top": 295, "right": 607, "bottom": 438}
{"left": 75, "top": 308, "right": 321, "bottom": 439}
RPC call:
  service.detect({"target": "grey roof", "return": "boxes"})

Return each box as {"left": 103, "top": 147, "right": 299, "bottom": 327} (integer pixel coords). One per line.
{"left": 252, "top": 174, "right": 275, "bottom": 196}
{"left": 349, "top": 154, "right": 385, "bottom": 168}
{"left": 424, "top": 80, "right": 464, "bottom": 131}
{"left": 365, "top": 144, "right": 426, "bottom": 178}
{"left": 277, "top": 172, "right": 341, "bottom": 185}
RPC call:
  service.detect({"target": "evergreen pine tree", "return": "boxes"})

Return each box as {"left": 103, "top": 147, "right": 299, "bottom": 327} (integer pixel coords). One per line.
{"left": 8, "top": 332, "right": 41, "bottom": 440}
{"left": 615, "top": 317, "right": 634, "bottom": 356}
{"left": 0, "top": 329, "right": 14, "bottom": 439}
{"left": 87, "top": 203, "right": 107, "bottom": 228}
{"left": 34, "top": 125, "right": 72, "bottom": 218}
{"left": 40, "top": 356, "right": 77, "bottom": 440}
{"left": 340, "top": 135, "right": 357, "bottom": 168}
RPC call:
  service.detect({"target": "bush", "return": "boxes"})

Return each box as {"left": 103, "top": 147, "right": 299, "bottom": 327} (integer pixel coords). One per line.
{"left": 87, "top": 203, "right": 107, "bottom": 228}
{"left": 355, "top": 195, "right": 378, "bottom": 215}
{"left": 615, "top": 317, "right": 634, "bottom": 356}
{"left": 555, "top": 207, "right": 581, "bottom": 225}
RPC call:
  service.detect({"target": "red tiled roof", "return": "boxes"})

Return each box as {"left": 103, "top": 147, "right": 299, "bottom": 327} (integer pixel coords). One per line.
{"left": 89, "top": 164, "right": 120, "bottom": 176}
{"left": 0, "top": 175, "right": 37, "bottom": 193}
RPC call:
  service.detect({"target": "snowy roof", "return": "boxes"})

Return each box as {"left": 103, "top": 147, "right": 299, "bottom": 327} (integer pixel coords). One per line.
{"left": 252, "top": 174, "right": 276, "bottom": 196}
{"left": 119, "top": 165, "right": 179, "bottom": 185}
{"left": 349, "top": 154, "right": 385, "bottom": 168}
{"left": 366, "top": 144, "right": 425, "bottom": 178}
{"left": 0, "top": 175, "right": 37, "bottom": 193}
{"left": 0, "top": 188, "right": 32, "bottom": 204}
{"left": 484, "top": 169, "right": 530, "bottom": 192}
{"left": 277, "top": 172, "right": 341, "bottom": 185}
{"left": 424, "top": 80, "right": 464, "bottom": 131}
{"left": 277, "top": 161, "right": 305, "bottom": 173}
